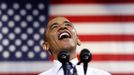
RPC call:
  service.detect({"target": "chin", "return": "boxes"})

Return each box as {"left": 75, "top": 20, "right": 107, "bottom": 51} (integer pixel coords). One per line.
{"left": 61, "top": 44, "right": 76, "bottom": 51}
{"left": 58, "top": 39, "right": 77, "bottom": 51}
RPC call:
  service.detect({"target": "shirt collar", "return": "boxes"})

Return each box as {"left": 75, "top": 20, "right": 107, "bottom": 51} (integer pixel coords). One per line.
{"left": 53, "top": 58, "right": 78, "bottom": 69}
{"left": 52, "top": 58, "right": 79, "bottom": 74}
{"left": 53, "top": 59, "right": 62, "bottom": 70}
{"left": 70, "top": 58, "right": 78, "bottom": 66}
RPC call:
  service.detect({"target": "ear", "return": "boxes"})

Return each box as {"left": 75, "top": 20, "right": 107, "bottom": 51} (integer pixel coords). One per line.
{"left": 77, "top": 38, "right": 81, "bottom": 46}
{"left": 42, "top": 42, "right": 50, "bottom": 51}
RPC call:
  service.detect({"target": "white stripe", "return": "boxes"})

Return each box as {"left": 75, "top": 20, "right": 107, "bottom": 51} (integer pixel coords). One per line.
{"left": 0, "top": 61, "right": 52, "bottom": 73}
{"left": 50, "top": 4, "right": 134, "bottom": 16}
{"left": 76, "top": 42, "right": 134, "bottom": 54}
{"left": 90, "top": 61, "right": 134, "bottom": 73}
{"left": 0, "top": 61, "right": 134, "bottom": 73}
{"left": 73, "top": 22, "right": 134, "bottom": 35}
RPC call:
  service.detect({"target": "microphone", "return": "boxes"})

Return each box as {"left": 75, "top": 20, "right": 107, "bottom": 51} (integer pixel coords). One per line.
{"left": 78, "top": 49, "right": 92, "bottom": 75}
{"left": 58, "top": 50, "right": 70, "bottom": 75}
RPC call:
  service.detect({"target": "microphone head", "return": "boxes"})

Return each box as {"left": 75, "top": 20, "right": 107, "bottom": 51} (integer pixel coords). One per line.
{"left": 80, "top": 48, "right": 92, "bottom": 63}
{"left": 58, "top": 50, "right": 70, "bottom": 64}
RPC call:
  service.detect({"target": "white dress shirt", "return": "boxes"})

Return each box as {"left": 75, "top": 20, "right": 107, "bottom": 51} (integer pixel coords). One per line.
{"left": 39, "top": 58, "right": 111, "bottom": 75}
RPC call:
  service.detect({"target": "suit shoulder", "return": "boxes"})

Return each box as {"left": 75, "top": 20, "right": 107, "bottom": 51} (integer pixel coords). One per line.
{"left": 39, "top": 69, "right": 52, "bottom": 75}
{"left": 88, "top": 67, "right": 111, "bottom": 75}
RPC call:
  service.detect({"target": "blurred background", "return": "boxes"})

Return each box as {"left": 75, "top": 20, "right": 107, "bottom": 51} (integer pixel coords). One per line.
{"left": 0, "top": 0, "right": 134, "bottom": 75}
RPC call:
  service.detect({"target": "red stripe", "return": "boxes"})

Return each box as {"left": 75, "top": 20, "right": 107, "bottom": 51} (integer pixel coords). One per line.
{"left": 0, "top": 73, "right": 134, "bottom": 75}
{"left": 50, "top": 16, "right": 134, "bottom": 22}
{"left": 112, "top": 73, "right": 134, "bottom": 75}
{"left": 92, "top": 54, "right": 134, "bottom": 61}
{"left": 50, "top": 0, "right": 134, "bottom": 4}
{"left": 79, "top": 35, "right": 134, "bottom": 41}
{"left": 0, "top": 73, "right": 37, "bottom": 75}
{"left": 77, "top": 54, "right": 134, "bottom": 61}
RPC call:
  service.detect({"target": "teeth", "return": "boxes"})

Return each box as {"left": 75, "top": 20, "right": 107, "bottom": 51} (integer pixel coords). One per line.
{"left": 59, "top": 32, "right": 69, "bottom": 39}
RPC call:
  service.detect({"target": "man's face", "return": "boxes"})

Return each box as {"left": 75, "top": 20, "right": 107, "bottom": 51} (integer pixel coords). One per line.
{"left": 45, "top": 17, "right": 80, "bottom": 55}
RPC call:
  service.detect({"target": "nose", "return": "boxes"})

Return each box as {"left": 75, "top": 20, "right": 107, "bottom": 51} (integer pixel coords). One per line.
{"left": 59, "top": 24, "right": 67, "bottom": 30}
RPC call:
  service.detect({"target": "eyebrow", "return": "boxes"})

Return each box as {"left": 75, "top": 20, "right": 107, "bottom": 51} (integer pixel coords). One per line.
{"left": 49, "top": 21, "right": 72, "bottom": 29}
{"left": 49, "top": 22, "right": 58, "bottom": 29}
{"left": 64, "top": 21, "right": 69, "bottom": 23}
{"left": 64, "top": 21, "right": 73, "bottom": 27}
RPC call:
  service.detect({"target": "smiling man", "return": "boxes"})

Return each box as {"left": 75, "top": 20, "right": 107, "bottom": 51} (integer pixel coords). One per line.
{"left": 39, "top": 17, "right": 111, "bottom": 75}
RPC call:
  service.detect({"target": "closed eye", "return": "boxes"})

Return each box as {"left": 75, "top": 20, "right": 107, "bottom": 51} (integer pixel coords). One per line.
{"left": 64, "top": 21, "right": 73, "bottom": 27}
{"left": 52, "top": 25, "right": 58, "bottom": 29}
{"left": 50, "top": 23, "right": 59, "bottom": 30}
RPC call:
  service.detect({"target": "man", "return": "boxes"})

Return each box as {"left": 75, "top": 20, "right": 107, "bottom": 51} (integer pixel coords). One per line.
{"left": 39, "top": 17, "right": 111, "bottom": 75}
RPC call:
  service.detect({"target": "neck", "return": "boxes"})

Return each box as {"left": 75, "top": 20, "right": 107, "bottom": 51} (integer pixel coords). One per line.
{"left": 53, "top": 51, "right": 77, "bottom": 60}
{"left": 70, "top": 51, "right": 77, "bottom": 60}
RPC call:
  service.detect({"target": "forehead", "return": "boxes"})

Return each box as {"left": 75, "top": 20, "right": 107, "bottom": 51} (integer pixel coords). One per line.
{"left": 47, "top": 17, "right": 70, "bottom": 27}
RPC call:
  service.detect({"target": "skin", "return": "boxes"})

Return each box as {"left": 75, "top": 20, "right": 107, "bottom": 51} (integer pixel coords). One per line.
{"left": 42, "top": 17, "right": 81, "bottom": 60}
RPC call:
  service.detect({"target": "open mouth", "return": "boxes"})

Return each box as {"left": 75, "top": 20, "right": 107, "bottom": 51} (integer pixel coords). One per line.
{"left": 58, "top": 31, "right": 71, "bottom": 40}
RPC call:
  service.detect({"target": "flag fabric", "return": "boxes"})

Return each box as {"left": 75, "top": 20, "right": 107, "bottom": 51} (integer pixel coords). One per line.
{"left": 49, "top": 0, "right": 134, "bottom": 75}
{"left": 1, "top": 0, "right": 134, "bottom": 75}
{"left": 0, "top": 0, "right": 49, "bottom": 75}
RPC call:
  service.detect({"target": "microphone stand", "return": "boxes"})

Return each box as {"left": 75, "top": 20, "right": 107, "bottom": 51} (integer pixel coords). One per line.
{"left": 72, "top": 65, "right": 78, "bottom": 75}
{"left": 83, "top": 62, "right": 88, "bottom": 75}
{"left": 62, "top": 63, "right": 67, "bottom": 75}
{"left": 78, "top": 49, "right": 92, "bottom": 75}
{"left": 58, "top": 50, "right": 70, "bottom": 75}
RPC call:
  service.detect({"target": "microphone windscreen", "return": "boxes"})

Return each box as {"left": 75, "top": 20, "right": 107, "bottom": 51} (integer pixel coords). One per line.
{"left": 58, "top": 50, "right": 70, "bottom": 64}
{"left": 80, "top": 48, "right": 92, "bottom": 63}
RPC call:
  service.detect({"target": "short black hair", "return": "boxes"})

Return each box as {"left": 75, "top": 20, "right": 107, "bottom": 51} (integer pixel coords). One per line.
{"left": 43, "top": 27, "right": 53, "bottom": 55}
{"left": 43, "top": 21, "right": 48, "bottom": 42}
{"left": 43, "top": 28, "right": 47, "bottom": 42}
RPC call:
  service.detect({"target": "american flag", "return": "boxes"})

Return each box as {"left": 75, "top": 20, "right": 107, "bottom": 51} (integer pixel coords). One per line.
{"left": 1, "top": 0, "right": 134, "bottom": 75}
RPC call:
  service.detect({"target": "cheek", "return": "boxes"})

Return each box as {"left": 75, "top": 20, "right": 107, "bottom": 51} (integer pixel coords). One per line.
{"left": 71, "top": 29, "right": 77, "bottom": 37}
{"left": 49, "top": 32, "right": 57, "bottom": 38}
{"left": 47, "top": 34, "right": 56, "bottom": 43}
{"left": 68, "top": 26, "right": 74, "bottom": 30}
{"left": 68, "top": 27, "right": 76, "bottom": 34}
